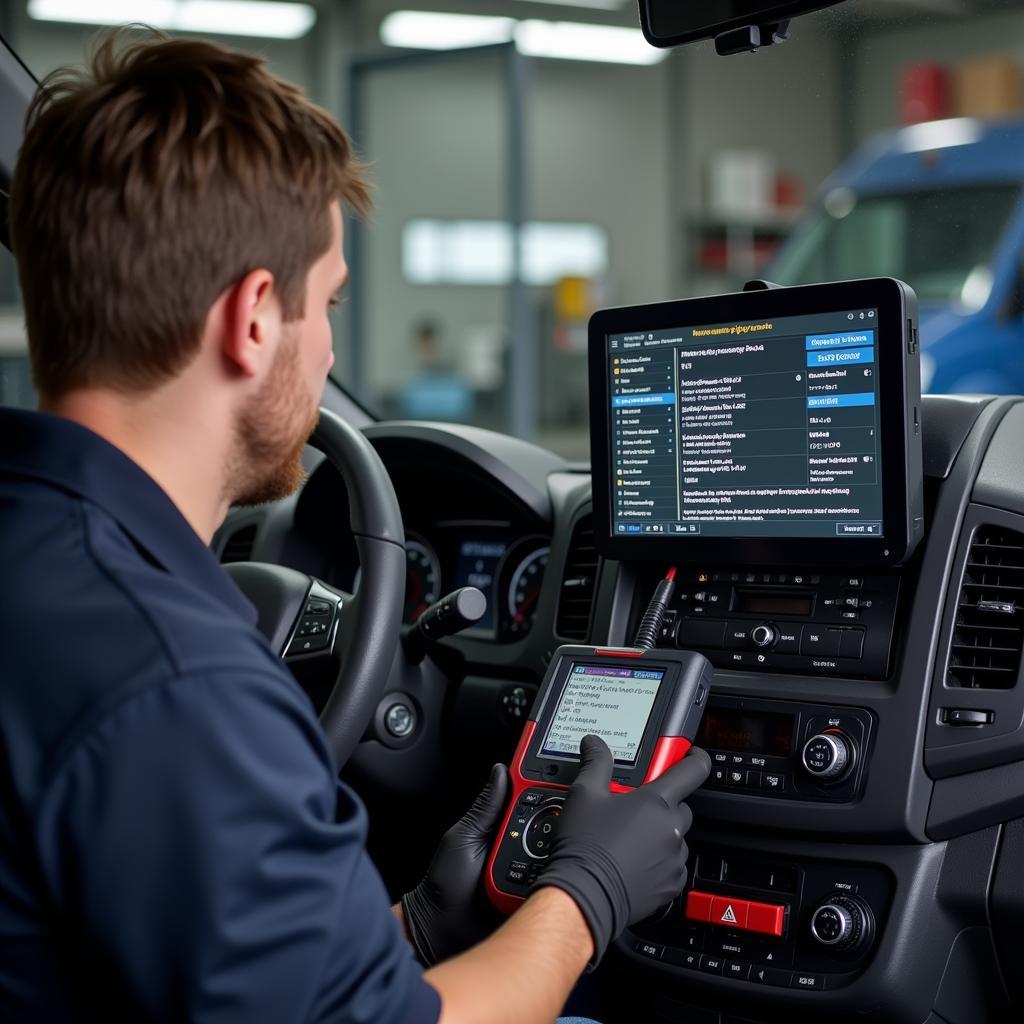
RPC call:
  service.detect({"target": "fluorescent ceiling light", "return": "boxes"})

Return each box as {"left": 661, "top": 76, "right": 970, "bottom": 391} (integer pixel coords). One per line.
{"left": 28, "top": 0, "right": 317, "bottom": 39}
{"left": 380, "top": 12, "right": 515, "bottom": 50}
{"left": 515, "top": 19, "right": 666, "bottom": 65}
{"left": 380, "top": 11, "right": 667, "bottom": 65}
{"left": 513, "top": 0, "right": 626, "bottom": 9}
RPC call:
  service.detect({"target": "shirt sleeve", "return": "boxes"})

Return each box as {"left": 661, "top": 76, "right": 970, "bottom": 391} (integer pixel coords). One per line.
{"left": 32, "top": 668, "right": 441, "bottom": 1024}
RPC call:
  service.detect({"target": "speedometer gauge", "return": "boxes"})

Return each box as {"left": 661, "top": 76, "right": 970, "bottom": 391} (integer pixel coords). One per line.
{"left": 507, "top": 547, "right": 549, "bottom": 637}
{"left": 404, "top": 539, "right": 441, "bottom": 624}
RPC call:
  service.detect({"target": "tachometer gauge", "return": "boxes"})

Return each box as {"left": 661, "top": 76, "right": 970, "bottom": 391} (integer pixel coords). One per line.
{"left": 404, "top": 539, "right": 441, "bottom": 624}
{"left": 507, "top": 547, "right": 549, "bottom": 637}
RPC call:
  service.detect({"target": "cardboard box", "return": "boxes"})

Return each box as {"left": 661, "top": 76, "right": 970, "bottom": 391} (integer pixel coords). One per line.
{"left": 955, "top": 56, "right": 1022, "bottom": 119}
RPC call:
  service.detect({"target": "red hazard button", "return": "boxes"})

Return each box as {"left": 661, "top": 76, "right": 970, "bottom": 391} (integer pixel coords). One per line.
{"left": 684, "top": 890, "right": 786, "bottom": 937}
{"left": 710, "top": 897, "right": 749, "bottom": 929}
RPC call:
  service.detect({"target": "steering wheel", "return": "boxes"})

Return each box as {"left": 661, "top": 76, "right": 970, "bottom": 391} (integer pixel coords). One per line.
{"left": 225, "top": 408, "right": 406, "bottom": 766}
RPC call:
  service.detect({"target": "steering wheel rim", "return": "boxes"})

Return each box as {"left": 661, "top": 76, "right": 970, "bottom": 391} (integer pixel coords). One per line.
{"left": 311, "top": 408, "right": 406, "bottom": 765}
{"left": 226, "top": 408, "right": 406, "bottom": 767}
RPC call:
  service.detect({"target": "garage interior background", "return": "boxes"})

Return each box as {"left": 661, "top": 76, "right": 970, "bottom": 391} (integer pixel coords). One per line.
{"left": 0, "top": 0, "right": 1021, "bottom": 457}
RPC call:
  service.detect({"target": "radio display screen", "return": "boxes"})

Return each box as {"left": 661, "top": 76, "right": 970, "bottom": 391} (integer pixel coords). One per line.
{"left": 697, "top": 706, "right": 794, "bottom": 757}
{"left": 732, "top": 589, "right": 814, "bottom": 617}
{"left": 606, "top": 308, "right": 883, "bottom": 541}
{"left": 540, "top": 663, "right": 665, "bottom": 765}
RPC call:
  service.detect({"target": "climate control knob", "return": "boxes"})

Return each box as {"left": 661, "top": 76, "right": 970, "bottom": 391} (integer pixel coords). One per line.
{"left": 751, "top": 623, "right": 777, "bottom": 648}
{"left": 801, "top": 731, "right": 853, "bottom": 781}
{"left": 810, "top": 895, "right": 873, "bottom": 951}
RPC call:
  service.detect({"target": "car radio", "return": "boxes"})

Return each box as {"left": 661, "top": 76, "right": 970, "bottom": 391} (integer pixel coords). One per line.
{"left": 485, "top": 644, "right": 713, "bottom": 914}
{"left": 655, "top": 566, "right": 901, "bottom": 679}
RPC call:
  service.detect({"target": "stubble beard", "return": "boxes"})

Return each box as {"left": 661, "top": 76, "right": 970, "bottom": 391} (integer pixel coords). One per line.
{"left": 228, "top": 329, "right": 320, "bottom": 508}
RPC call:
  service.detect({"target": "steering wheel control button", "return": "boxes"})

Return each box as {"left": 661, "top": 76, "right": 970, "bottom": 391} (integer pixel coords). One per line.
{"left": 520, "top": 790, "right": 544, "bottom": 805}
{"left": 286, "top": 628, "right": 331, "bottom": 656}
{"left": 304, "top": 599, "right": 331, "bottom": 616}
{"left": 802, "top": 732, "right": 851, "bottom": 780}
{"left": 500, "top": 685, "right": 531, "bottom": 725}
{"left": 384, "top": 701, "right": 416, "bottom": 739}
{"left": 296, "top": 617, "right": 329, "bottom": 637}
{"left": 522, "top": 801, "right": 563, "bottom": 859}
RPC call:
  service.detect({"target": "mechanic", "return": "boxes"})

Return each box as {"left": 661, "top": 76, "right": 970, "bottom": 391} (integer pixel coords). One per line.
{"left": 0, "top": 32, "right": 710, "bottom": 1023}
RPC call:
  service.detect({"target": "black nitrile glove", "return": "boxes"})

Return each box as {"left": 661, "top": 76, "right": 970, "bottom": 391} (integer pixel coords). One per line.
{"left": 539, "top": 735, "right": 711, "bottom": 966}
{"left": 401, "top": 762, "right": 509, "bottom": 966}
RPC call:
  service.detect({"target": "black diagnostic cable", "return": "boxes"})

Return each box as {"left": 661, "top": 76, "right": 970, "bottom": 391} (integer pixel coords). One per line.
{"left": 633, "top": 567, "right": 678, "bottom": 651}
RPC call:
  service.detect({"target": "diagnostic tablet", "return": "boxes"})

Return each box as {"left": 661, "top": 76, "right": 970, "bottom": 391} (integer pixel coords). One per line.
{"left": 588, "top": 278, "right": 923, "bottom": 567}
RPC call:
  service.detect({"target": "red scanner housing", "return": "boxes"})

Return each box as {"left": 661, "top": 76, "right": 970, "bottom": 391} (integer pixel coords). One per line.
{"left": 485, "top": 644, "right": 713, "bottom": 914}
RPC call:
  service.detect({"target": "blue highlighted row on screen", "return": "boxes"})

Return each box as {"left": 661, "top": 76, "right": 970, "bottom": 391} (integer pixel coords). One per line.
{"left": 807, "top": 392, "right": 876, "bottom": 409}
{"left": 805, "top": 330, "right": 875, "bottom": 350}
{"left": 611, "top": 392, "right": 676, "bottom": 408}
{"left": 807, "top": 346, "right": 874, "bottom": 368}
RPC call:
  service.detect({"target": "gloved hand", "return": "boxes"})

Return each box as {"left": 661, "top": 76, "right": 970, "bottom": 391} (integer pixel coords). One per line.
{"left": 539, "top": 735, "right": 711, "bottom": 966}
{"left": 401, "top": 762, "right": 509, "bottom": 966}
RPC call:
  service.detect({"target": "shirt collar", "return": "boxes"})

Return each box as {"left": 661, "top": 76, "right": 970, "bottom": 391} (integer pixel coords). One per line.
{"left": 0, "top": 407, "right": 257, "bottom": 625}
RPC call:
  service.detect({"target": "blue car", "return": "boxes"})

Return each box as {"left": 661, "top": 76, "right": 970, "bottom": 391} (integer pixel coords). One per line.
{"left": 769, "top": 117, "right": 1024, "bottom": 394}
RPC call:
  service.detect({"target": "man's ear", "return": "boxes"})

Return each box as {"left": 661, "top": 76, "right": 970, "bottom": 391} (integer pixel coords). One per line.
{"left": 219, "top": 269, "right": 279, "bottom": 379}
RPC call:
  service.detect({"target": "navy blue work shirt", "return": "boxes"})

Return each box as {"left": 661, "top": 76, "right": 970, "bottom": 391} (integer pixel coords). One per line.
{"left": 0, "top": 408, "right": 441, "bottom": 1023}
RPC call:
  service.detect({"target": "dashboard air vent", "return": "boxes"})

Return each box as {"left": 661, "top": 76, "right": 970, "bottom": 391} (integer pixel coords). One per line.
{"left": 220, "top": 524, "right": 257, "bottom": 564}
{"left": 556, "top": 516, "right": 599, "bottom": 641}
{"left": 946, "top": 526, "right": 1024, "bottom": 689}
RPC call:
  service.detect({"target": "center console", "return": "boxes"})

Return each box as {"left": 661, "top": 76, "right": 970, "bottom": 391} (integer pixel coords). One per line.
{"left": 584, "top": 279, "right": 941, "bottom": 1020}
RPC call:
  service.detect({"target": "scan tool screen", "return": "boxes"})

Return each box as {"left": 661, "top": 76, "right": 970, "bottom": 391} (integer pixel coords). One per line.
{"left": 540, "top": 663, "right": 665, "bottom": 766}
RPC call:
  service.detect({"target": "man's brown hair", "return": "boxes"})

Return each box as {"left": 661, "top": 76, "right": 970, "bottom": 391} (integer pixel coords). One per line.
{"left": 9, "top": 30, "right": 370, "bottom": 399}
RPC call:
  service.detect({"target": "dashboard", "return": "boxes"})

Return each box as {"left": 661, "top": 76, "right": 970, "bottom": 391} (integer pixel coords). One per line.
{"left": 277, "top": 423, "right": 562, "bottom": 643}
{"left": 213, "top": 297, "right": 1024, "bottom": 1024}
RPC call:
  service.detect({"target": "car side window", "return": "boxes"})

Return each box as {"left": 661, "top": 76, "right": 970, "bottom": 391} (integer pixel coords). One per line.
{"left": 0, "top": 244, "right": 31, "bottom": 408}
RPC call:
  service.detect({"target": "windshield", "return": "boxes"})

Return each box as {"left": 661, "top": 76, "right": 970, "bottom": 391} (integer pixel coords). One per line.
{"left": 770, "top": 184, "right": 1022, "bottom": 308}
{"left": 5, "top": 1, "right": 1024, "bottom": 441}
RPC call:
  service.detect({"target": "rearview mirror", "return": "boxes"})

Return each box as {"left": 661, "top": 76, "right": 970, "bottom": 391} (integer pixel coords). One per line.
{"left": 638, "top": 0, "right": 846, "bottom": 50}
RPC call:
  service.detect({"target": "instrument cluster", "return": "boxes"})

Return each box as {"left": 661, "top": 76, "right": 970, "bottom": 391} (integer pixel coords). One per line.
{"left": 401, "top": 524, "right": 550, "bottom": 642}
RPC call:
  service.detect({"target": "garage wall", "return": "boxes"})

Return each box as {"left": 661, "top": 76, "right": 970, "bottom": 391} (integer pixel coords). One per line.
{"left": 670, "top": 13, "right": 845, "bottom": 295}
{"left": 854, "top": 7, "right": 1024, "bottom": 139}
{"left": 358, "top": 53, "right": 672, "bottom": 404}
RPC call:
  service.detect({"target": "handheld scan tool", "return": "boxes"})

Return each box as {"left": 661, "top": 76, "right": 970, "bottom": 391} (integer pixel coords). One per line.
{"left": 485, "top": 643, "right": 713, "bottom": 913}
